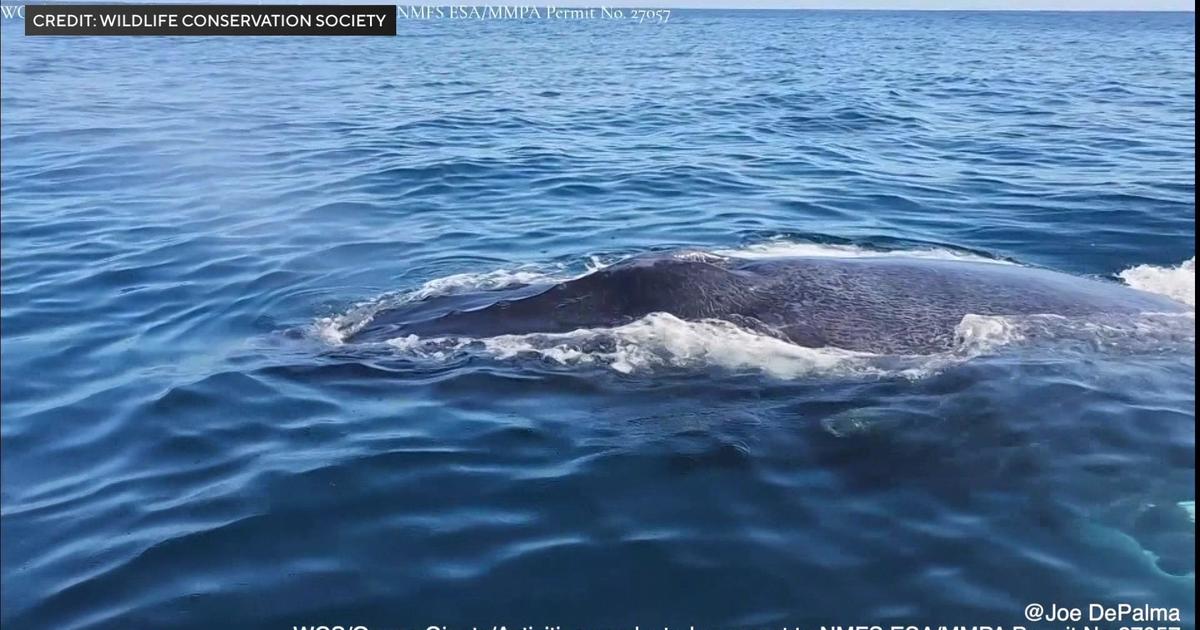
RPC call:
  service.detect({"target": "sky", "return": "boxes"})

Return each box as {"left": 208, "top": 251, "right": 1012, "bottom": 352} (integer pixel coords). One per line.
{"left": 13, "top": 0, "right": 1195, "bottom": 10}
{"left": 647, "top": 0, "right": 1196, "bottom": 7}
{"left": 388, "top": 0, "right": 1197, "bottom": 10}
{"left": 376, "top": 0, "right": 1198, "bottom": 10}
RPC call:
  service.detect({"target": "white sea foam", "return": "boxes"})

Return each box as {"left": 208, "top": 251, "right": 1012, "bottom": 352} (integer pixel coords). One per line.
{"left": 671, "top": 250, "right": 730, "bottom": 263}
{"left": 1119, "top": 257, "right": 1195, "bottom": 308}
{"left": 354, "top": 310, "right": 1191, "bottom": 380}
{"left": 951, "top": 311, "right": 1194, "bottom": 355}
{"left": 953, "top": 313, "right": 1028, "bottom": 354}
{"left": 375, "top": 310, "right": 1073, "bottom": 379}
{"left": 710, "top": 238, "right": 1011, "bottom": 264}
{"left": 479, "top": 313, "right": 884, "bottom": 378}
{"left": 385, "top": 313, "right": 900, "bottom": 378}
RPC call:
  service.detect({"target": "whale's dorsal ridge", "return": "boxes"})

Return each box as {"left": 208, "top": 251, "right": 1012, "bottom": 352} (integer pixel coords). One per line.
{"left": 352, "top": 251, "right": 1189, "bottom": 354}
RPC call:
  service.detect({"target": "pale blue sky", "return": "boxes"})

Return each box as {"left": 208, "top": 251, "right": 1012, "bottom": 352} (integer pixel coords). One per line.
{"left": 566, "top": 0, "right": 1195, "bottom": 8}
{"left": 396, "top": 0, "right": 1196, "bottom": 10}
{"left": 58, "top": 0, "right": 1198, "bottom": 10}
{"left": 648, "top": 0, "right": 1195, "bottom": 7}
{"left": 77, "top": 0, "right": 1200, "bottom": 10}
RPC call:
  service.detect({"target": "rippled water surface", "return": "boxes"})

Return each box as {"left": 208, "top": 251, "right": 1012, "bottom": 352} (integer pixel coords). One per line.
{"left": 2, "top": 10, "right": 1196, "bottom": 630}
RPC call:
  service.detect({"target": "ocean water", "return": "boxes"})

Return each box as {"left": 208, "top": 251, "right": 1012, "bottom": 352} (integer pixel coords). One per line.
{"left": 1, "top": 9, "right": 1196, "bottom": 630}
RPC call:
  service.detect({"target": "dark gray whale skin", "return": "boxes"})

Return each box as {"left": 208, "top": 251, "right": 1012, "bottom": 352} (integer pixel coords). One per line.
{"left": 353, "top": 254, "right": 1187, "bottom": 354}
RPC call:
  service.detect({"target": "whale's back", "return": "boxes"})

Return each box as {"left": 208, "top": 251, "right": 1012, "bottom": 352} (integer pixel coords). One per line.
{"left": 735, "top": 257, "right": 1184, "bottom": 353}
{"left": 352, "top": 255, "right": 1187, "bottom": 354}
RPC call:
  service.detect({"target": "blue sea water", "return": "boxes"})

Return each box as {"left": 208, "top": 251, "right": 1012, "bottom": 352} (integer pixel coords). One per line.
{"left": 1, "top": 9, "right": 1196, "bottom": 630}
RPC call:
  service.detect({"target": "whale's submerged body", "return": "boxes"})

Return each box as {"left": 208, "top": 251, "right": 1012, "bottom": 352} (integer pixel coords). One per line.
{"left": 351, "top": 254, "right": 1188, "bottom": 354}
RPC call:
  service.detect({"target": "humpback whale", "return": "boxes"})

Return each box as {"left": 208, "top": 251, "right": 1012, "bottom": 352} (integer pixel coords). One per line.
{"left": 350, "top": 253, "right": 1189, "bottom": 354}
{"left": 342, "top": 252, "right": 1195, "bottom": 573}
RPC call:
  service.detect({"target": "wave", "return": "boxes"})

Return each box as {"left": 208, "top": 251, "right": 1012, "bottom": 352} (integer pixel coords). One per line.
{"left": 954, "top": 311, "right": 1194, "bottom": 354}
{"left": 377, "top": 309, "right": 1193, "bottom": 379}
{"left": 708, "top": 237, "right": 1012, "bottom": 264}
{"left": 1119, "top": 257, "right": 1195, "bottom": 308}
{"left": 387, "top": 313, "right": 900, "bottom": 379}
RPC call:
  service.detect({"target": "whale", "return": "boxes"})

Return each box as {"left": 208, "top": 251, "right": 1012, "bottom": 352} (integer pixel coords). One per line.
{"left": 349, "top": 253, "right": 1189, "bottom": 354}
{"left": 346, "top": 251, "right": 1196, "bottom": 573}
